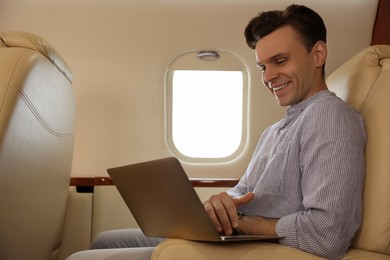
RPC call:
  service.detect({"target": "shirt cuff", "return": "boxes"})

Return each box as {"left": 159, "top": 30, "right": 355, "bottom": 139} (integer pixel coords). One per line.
{"left": 275, "top": 213, "right": 299, "bottom": 248}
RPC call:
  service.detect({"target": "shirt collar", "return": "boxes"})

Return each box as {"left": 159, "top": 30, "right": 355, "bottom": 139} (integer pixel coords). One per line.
{"left": 287, "top": 90, "right": 333, "bottom": 115}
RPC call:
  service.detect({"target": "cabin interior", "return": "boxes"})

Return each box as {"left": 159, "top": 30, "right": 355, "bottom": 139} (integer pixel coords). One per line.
{"left": 0, "top": 0, "right": 389, "bottom": 259}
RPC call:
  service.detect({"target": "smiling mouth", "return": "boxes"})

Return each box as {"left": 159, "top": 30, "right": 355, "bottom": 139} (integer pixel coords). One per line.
{"left": 272, "top": 82, "right": 290, "bottom": 92}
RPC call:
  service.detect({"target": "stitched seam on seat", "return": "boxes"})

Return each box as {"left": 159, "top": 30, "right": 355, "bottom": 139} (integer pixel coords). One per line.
{"left": 3, "top": 49, "right": 74, "bottom": 137}
{"left": 17, "top": 88, "right": 73, "bottom": 137}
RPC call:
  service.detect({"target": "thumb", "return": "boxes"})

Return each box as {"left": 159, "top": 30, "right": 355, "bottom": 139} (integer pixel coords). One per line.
{"left": 233, "top": 192, "right": 254, "bottom": 208}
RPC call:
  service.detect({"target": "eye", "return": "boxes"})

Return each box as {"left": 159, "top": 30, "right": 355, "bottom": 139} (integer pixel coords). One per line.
{"left": 256, "top": 63, "right": 266, "bottom": 72}
{"left": 275, "top": 58, "right": 287, "bottom": 66}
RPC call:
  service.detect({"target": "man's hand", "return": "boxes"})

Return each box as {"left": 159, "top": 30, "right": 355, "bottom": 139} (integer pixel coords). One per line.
{"left": 203, "top": 192, "right": 254, "bottom": 235}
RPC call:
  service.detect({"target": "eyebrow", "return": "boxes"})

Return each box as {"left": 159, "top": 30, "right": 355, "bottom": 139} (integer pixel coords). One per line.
{"left": 257, "top": 52, "right": 289, "bottom": 66}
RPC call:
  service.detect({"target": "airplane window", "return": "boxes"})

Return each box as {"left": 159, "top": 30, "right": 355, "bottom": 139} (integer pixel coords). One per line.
{"left": 172, "top": 70, "right": 243, "bottom": 158}
{"left": 166, "top": 51, "right": 248, "bottom": 162}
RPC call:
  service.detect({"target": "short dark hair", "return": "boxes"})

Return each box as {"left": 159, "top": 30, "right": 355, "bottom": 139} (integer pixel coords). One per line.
{"left": 244, "top": 4, "right": 327, "bottom": 52}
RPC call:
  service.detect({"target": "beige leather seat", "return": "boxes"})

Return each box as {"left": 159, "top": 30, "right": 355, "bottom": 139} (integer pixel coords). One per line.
{"left": 0, "top": 32, "right": 75, "bottom": 259}
{"left": 151, "top": 45, "right": 390, "bottom": 260}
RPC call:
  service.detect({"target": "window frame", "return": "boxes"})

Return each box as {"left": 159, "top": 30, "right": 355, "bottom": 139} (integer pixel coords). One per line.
{"left": 165, "top": 50, "right": 249, "bottom": 163}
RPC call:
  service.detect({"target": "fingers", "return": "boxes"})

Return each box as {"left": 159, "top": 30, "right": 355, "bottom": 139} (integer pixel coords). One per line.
{"left": 204, "top": 192, "right": 236, "bottom": 235}
{"left": 204, "top": 192, "right": 253, "bottom": 235}
{"left": 233, "top": 192, "right": 254, "bottom": 208}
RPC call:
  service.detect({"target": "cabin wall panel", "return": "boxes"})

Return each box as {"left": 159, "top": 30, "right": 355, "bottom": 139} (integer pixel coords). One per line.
{"left": 0, "top": 0, "right": 378, "bottom": 178}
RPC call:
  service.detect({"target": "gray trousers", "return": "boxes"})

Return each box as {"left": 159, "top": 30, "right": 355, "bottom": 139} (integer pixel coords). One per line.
{"left": 89, "top": 228, "right": 165, "bottom": 260}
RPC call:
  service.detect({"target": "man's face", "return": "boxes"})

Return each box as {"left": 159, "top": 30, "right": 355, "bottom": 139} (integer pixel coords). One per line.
{"left": 255, "top": 25, "right": 326, "bottom": 107}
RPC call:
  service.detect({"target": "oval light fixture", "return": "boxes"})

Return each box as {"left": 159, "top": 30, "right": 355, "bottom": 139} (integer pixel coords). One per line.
{"left": 196, "top": 51, "right": 220, "bottom": 61}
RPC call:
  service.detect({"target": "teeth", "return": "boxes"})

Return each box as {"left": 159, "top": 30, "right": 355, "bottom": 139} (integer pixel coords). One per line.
{"left": 274, "top": 83, "right": 288, "bottom": 91}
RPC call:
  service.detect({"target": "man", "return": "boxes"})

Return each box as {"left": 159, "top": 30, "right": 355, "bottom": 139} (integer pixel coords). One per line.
{"left": 91, "top": 4, "right": 366, "bottom": 260}
{"left": 204, "top": 4, "right": 366, "bottom": 259}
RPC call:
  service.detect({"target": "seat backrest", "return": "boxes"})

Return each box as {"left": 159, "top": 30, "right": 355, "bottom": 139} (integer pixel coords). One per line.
{"left": 327, "top": 45, "right": 390, "bottom": 255}
{"left": 0, "top": 32, "right": 75, "bottom": 259}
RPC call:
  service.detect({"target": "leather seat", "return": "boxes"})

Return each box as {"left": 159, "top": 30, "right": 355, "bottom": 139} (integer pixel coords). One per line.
{"left": 0, "top": 32, "right": 75, "bottom": 259}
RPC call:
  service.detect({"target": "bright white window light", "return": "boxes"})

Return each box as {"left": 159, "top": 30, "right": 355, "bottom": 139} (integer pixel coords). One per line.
{"left": 172, "top": 70, "right": 243, "bottom": 158}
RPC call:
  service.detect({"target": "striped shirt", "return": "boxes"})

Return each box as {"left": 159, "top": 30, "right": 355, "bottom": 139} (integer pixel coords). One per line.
{"left": 228, "top": 90, "right": 366, "bottom": 259}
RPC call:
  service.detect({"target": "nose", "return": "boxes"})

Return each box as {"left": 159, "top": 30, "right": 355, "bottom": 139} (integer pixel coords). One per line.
{"left": 262, "top": 66, "right": 278, "bottom": 88}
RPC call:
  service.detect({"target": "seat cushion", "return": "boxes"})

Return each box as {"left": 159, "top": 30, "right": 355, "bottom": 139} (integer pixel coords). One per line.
{"left": 151, "top": 239, "right": 325, "bottom": 260}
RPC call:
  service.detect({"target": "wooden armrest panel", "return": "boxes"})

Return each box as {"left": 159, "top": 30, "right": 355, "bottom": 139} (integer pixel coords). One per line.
{"left": 70, "top": 177, "right": 239, "bottom": 190}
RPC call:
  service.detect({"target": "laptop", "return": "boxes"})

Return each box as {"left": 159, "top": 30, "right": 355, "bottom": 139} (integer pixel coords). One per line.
{"left": 107, "top": 157, "right": 281, "bottom": 242}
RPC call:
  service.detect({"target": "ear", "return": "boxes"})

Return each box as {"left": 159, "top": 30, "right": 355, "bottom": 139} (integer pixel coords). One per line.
{"left": 312, "top": 41, "right": 327, "bottom": 68}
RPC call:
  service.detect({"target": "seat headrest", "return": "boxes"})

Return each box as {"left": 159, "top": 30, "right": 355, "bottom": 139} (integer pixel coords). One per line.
{"left": 326, "top": 45, "right": 390, "bottom": 112}
{"left": 0, "top": 31, "right": 73, "bottom": 83}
